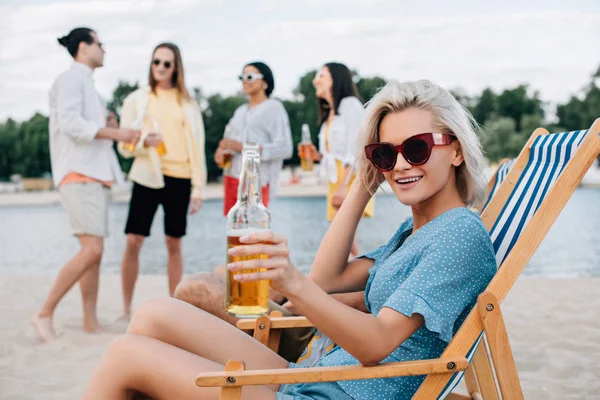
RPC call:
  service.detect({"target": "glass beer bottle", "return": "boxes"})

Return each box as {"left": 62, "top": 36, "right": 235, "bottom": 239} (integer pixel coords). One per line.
{"left": 220, "top": 124, "right": 233, "bottom": 170}
{"left": 299, "top": 123, "right": 314, "bottom": 171}
{"left": 146, "top": 115, "right": 167, "bottom": 157}
{"left": 225, "top": 143, "right": 270, "bottom": 318}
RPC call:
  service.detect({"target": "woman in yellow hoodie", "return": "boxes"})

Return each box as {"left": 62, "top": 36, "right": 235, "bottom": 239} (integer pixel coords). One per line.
{"left": 117, "top": 42, "right": 207, "bottom": 319}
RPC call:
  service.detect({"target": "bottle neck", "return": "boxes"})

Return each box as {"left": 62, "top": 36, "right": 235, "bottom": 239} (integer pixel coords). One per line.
{"left": 301, "top": 125, "right": 311, "bottom": 143}
{"left": 237, "top": 145, "right": 262, "bottom": 205}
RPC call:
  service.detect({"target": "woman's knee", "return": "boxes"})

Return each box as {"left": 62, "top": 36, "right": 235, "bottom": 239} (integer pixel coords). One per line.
{"left": 165, "top": 236, "right": 182, "bottom": 255}
{"left": 126, "top": 234, "right": 145, "bottom": 252}
{"left": 127, "top": 298, "right": 174, "bottom": 336}
{"left": 100, "top": 334, "right": 139, "bottom": 369}
{"left": 107, "top": 334, "right": 132, "bottom": 353}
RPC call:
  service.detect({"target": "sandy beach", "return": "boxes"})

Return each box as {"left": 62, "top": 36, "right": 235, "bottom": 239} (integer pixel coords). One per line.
{"left": 0, "top": 275, "right": 598, "bottom": 399}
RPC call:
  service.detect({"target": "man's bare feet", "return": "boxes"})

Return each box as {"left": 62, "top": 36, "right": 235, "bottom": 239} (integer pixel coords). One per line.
{"left": 30, "top": 313, "right": 57, "bottom": 342}
{"left": 83, "top": 318, "right": 103, "bottom": 334}
{"left": 117, "top": 312, "right": 131, "bottom": 322}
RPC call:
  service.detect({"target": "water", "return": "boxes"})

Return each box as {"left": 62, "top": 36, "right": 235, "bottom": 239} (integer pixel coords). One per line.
{"left": 1, "top": 188, "right": 599, "bottom": 278}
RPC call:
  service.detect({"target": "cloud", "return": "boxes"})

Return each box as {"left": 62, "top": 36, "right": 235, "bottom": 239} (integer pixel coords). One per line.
{"left": 0, "top": 1, "right": 599, "bottom": 120}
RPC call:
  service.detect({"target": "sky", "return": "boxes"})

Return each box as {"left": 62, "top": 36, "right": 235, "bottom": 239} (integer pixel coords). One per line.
{"left": 0, "top": 0, "right": 599, "bottom": 120}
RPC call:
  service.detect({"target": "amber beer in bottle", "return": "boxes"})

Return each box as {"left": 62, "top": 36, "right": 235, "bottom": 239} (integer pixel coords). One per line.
{"left": 218, "top": 124, "right": 233, "bottom": 170}
{"left": 299, "top": 123, "right": 314, "bottom": 171}
{"left": 225, "top": 143, "right": 270, "bottom": 317}
{"left": 125, "top": 114, "right": 166, "bottom": 155}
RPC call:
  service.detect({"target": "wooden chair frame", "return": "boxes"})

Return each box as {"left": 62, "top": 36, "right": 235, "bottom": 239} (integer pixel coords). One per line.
{"left": 195, "top": 120, "right": 600, "bottom": 400}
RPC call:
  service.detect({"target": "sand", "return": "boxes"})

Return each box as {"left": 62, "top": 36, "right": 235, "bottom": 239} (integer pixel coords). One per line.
{"left": 0, "top": 276, "right": 599, "bottom": 399}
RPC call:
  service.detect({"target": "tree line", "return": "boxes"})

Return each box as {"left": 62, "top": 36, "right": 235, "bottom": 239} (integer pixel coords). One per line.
{"left": 1, "top": 66, "right": 598, "bottom": 182}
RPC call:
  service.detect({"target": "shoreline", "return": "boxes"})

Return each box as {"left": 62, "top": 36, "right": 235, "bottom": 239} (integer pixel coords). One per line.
{"left": 1, "top": 164, "right": 599, "bottom": 207}
{"left": 0, "top": 182, "right": 332, "bottom": 207}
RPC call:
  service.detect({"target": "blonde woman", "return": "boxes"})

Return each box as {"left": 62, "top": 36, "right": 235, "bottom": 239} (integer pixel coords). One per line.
{"left": 84, "top": 80, "right": 496, "bottom": 400}
{"left": 117, "top": 42, "right": 207, "bottom": 319}
{"left": 307, "top": 62, "right": 375, "bottom": 258}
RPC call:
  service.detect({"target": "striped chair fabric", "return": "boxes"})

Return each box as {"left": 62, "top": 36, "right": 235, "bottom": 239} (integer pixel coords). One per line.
{"left": 484, "top": 159, "right": 516, "bottom": 209}
{"left": 438, "top": 129, "right": 589, "bottom": 399}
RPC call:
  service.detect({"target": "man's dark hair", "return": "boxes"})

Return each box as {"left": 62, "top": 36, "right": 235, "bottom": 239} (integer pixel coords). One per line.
{"left": 57, "top": 27, "right": 95, "bottom": 58}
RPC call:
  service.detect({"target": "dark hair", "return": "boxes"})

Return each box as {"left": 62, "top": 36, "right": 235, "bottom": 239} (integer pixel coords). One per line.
{"left": 148, "top": 42, "right": 190, "bottom": 103}
{"left": 317, "top": 62, "right": 363, "bottom": 125}
{"left": 57, "top": 27, "right": 95, "bottom": 58}
{"left": 245, "top": 61, "right": 274, "bottom": 97}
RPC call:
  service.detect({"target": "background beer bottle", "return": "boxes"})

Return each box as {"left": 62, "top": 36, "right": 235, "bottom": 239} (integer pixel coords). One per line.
{"left": 299, "top": 123, "right": 314, "bottom": 171}
{"left": 225, "top": 143, "right": 271, "bottom": 318}
{"left": 219, "top": 124, "right": 233, "bottom": 170}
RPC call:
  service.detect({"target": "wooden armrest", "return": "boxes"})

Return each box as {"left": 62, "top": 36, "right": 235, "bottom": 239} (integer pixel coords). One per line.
{"left": 236, "top": 316, "right": 315, "bottom": 330}
{"left": 196, "top": 357, "right": 468, "bottom": 387}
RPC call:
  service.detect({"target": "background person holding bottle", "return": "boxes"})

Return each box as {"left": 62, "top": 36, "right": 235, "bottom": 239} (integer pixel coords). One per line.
{"left": 214, "top": 61, "right": 293, "bottom": 216}
{"left": 31, "top": 27, "right": 141, "bottom": 341}
{"left": 117, "top": 42, "right": 207, "bottom": 319}
{"left": 303, "top": 62, "right": 375, "bottom": 259}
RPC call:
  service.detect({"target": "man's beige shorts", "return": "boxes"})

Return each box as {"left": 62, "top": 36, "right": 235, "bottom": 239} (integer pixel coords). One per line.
{"left": 59, "top": 182, "right": 110, "bottom": 238}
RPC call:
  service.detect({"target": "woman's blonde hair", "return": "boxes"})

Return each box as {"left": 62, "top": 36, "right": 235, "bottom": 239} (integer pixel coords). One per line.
{"left": 357, "top": 80, "right": 487, "bottom": 207}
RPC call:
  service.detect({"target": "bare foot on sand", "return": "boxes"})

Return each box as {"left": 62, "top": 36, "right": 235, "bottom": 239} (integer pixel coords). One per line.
{"left": 117, "top": 312, "right": 131, "bottom": 322}
{"left": 30, "top": 313, "right": 57, "bottom": 342}
{"left": 83, "top": 318, "right": 103, "bottom": 334}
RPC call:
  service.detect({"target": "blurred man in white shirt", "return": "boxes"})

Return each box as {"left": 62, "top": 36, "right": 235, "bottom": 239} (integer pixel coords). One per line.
{"left": 31, "top": 27, "right": 141, "bottom": 341}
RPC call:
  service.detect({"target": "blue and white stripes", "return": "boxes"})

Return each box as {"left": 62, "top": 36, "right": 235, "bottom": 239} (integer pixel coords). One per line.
{"left": 484, "top": 159, "right": 516, "bottom": 209}
{"left": 437, "top": 129, "right": 588, "bottom": 399}
{"left": 490, "top": 130, "right": 587, "bottom": 266}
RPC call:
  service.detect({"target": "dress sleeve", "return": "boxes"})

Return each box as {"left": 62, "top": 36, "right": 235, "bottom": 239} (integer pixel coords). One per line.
{"left": 357, "top": 244, "right": 386, "bottom": 262}
{"left": 382, "top": 217, "right": 497, "bottom": 342}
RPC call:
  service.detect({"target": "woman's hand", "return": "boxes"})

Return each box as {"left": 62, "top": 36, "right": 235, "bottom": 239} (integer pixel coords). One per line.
{"left": 297, "top": 143, "right": 322, "bottom": 162}
{"left": 226, "top": 231, "right": 305, "bottom": 297}
{"left": 189, "top": 198, "right": 202, "bottom": 215}
{"left": 309, "top": 144, "right": 322, "bottom": 162}
{"left": 367, "top": 171, "right": 386, "bottom": 195}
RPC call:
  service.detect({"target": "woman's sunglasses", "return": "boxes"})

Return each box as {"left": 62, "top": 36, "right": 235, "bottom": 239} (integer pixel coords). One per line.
{"left": 365, "top": 133, "right": 456, "bottom": 171}
{"left": 238, "top": 72, "right": 264, "bottom": 82}
{"left": 152, "top": 59, "right": 172, "bottom": 69}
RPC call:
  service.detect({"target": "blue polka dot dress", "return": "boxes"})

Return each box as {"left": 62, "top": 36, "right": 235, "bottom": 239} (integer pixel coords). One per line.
{"left": 277, "top": 207, "right": 497, "bottom": 400}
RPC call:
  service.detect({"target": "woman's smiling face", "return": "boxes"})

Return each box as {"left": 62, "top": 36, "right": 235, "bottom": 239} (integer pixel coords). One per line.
{"left": 378, "top": 108, "right": 463, "bottom": 207}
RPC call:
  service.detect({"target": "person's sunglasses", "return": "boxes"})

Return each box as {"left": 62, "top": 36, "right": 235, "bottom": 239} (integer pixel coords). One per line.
{"left": 152, "top": 59, "right": 172, "bottom": 69}
{"left": 238, "top": 72, "right": 264, "bottom": 82}
{"left": 365, "top": 133, "right": 456, "bottom": 171}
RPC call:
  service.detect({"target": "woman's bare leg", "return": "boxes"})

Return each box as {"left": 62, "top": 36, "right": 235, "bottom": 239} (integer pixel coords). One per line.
{"left": 82, "top": 333, "right": 277, "bottom": 400}
{"left": 127, "top": 297, "right": 289, "bottom": 374}
{"left": 165, "top": 236, "right": 183, "bottom": 296}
